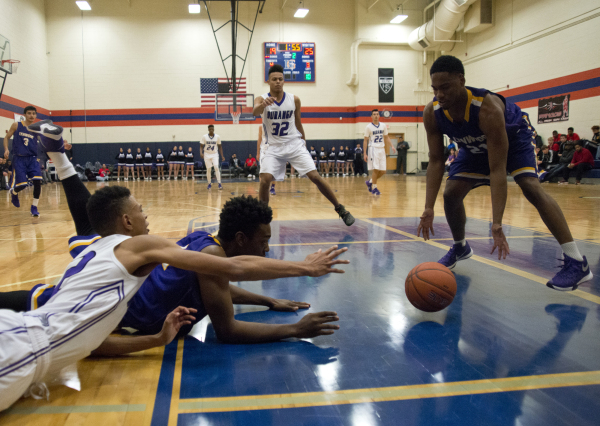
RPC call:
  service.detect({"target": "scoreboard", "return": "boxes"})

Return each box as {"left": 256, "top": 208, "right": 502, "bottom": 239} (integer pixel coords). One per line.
{"left": 264, "top": 42, "right": 315, "bottom": 83}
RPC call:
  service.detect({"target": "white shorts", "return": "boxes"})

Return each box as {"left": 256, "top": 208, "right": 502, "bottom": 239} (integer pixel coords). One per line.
{"left": 368, "top": 147, "right": 387, "bottom": 171}
{"left": 260, "top": 139, "right": 316, "bottom": 181}
{"left": 0, "top": 312, "right": 50, "bottom": 411}
{"left": 204, "top": 155, "right": 219, "bottom": 169}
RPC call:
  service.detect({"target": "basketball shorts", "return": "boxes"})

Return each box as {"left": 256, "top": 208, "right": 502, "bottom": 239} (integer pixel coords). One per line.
{"left": 204, "top": 155, "right": 219, "bottom": 169}
{"left": 368, "top": 147, "right": 386, "bottom": 171}
{"left": 260, "top": 139, "right": 316, "bottom": 181}
{"left": 11, "top": 156, "right": 42, "bottom": 188}
{"left": 448, "top": 138, "right": 538, "bottom": 188}
{"left": 0, "top": 311, "right": 51, "bottom": 411}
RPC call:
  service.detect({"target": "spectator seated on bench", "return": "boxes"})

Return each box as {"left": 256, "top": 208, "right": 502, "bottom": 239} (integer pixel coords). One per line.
{"left": 558, "top": 142, "right": 594, "bottom": 185}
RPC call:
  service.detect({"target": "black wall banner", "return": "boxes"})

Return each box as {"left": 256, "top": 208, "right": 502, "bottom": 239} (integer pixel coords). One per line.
{"left": 538, "top": 94, "right": 569, "bottom": 124}
{"left": 378, "top": 68, "right": 394, "bottom": 103}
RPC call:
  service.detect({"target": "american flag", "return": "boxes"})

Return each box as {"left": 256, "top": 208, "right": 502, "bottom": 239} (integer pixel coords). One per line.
{"left": 200, "top": 78, "right": 247, "bottom": 107}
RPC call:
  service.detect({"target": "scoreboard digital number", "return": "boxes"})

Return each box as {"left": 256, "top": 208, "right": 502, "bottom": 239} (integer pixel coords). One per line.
{"left": 264, "top": 42, "right": 315, "bottom": 83}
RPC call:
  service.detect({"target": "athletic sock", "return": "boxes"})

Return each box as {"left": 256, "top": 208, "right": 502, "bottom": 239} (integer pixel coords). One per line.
{"left": 46, "top": 152, "right": 76, "bottom": 180}
{"left": 454, "top": 239, "right": 466, "bottom": 247}
{"left": 369, "top": 179, "right": 372, "bottom": 184}
{"left": 561, "top": 241, "right": 584, "bottom": 262}
{"left": 372, "top": 183, "right": 377, "bottom": 189}
{"left": 32, "top": 199, "right": 39, "bottom": 207}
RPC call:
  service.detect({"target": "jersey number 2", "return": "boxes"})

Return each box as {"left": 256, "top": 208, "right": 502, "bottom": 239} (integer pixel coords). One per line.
{"left": 272, "top": 122, "right": 289, "bottom": 137}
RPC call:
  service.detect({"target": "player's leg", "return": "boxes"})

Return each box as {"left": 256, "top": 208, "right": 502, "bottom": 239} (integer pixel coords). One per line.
{"left": 205, "top": 157, "right": 213, "bottom": 188}
{"left": 259, "top": 149, "right": 286, "bottom": 203}
{"left": 259, "top": 172, "right": 274, "bottom": 203}
{"left": 213, "top": 160, "right": 222, "bottom": 189}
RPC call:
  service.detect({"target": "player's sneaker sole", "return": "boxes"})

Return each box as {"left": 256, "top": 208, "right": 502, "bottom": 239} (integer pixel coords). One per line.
{"left": 547, "top": 271, "right": 593, "bottom": 291}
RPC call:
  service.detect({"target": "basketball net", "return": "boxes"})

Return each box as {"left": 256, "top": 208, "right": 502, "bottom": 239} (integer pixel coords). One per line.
{"left": 232, "top": 111, "right": 241, "bottom": 125}
{"left": 2, "top": 60, "right": 20, "bottom": 74}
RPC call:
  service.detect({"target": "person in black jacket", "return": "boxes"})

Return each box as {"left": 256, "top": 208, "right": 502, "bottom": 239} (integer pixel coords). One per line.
{"left": 135, "top": 147, "right": 145, "bottom": 180}
{"left": 168, "top": 146, "right": 178, "bottom": 179}
{"left": 328, "top": 147, "right": 337, "bottom": 176}
{"left": 230, "top": 153, "right": 243, "bottom": 178}
{"left": 177, "top": 145, "right": 185, "bottom": 179}
{"left": 541, "top": 142, "right": 575, "bottom": 182}
{"left": 144, "top": 147, "right": 153, "bottom": 180}
{"left": 125, "top": 148, "right": 134, "bottom": 181}
{"left": 354, "top": 144, "right": 365, "bottom": 176}
{"left": 115, "top": 148, "right": 126, "bottom": 181}
{"left": 185, "top": 147, "right": 195, "bottom": 180}
{"left": 155, "top": 148, "right": 165, "bottom": 180}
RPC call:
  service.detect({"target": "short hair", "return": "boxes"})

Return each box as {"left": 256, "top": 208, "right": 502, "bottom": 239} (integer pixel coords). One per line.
{"left": 552, "top": 130, "right": 558, "bottom": 134}
{"left": 560, "top": 134, "right": 567, "bottom": 138}
{"left": 592, "top": 125, "right": 599, "bottom": 130}
{"left": 87, "top": 186, "right": 132, "bottom": 236}
{"left": 541, "top": 145, "right": 549, "bottom": 150}
{"left": 217, "top": 196, "right": 272, "bottom": 242}
{"left": 371, "top": 109, "right": 379, "bottom": 115}
{"left": 269, "top": 64, "right": 284, "bottom": 76}
{"left": 574, "top": 141, "right": 582, "bottom": 147}
{"left": 208, "top": 125, "right": 214, "bottom": 129}
{"left": 23, "top": 106, "right": 37, "bottom": 114}
{"left": 568, "top": 127, "right": 574, "bottom": 131}
{"left": 430, "top": 55, "right": 464, "bottom": 75}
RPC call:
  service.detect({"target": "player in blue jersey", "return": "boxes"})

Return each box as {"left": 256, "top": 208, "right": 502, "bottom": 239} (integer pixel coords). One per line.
{"left": 417, "top": 56, "right": 591, "bottom": 291}
{"left": 3, "top": 106, "right": 43, "bottom": 216}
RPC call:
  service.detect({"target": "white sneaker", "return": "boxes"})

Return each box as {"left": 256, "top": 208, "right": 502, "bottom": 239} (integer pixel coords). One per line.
{"left": 363, "top": 173, "right": 367, "bottom": 177}
{"left": 117, "top": 178, "right": 120, "bottom": 181}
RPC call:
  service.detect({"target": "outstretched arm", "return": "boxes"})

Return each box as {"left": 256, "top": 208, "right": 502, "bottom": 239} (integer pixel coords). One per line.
{"left": 253, "top": 96, "right": 275, "bottom": 117}
{"left": 294, "top": 96, "right": 306, "bottom": 140}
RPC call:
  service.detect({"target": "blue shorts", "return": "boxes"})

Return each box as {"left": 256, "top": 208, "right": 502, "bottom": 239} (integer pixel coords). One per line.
{"left": 448, "top": 138, "right": 538, "bottom": 188}
{"left": 11, "top": 155, "right": 42, "bottom": 188}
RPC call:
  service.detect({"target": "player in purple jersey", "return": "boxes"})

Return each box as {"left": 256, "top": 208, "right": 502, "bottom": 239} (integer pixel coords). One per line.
{"left": 417, "top": 56, "right": 591, "bottom": 291}
{"left": 3, "top": 106, "right": 44, "bottom": 217}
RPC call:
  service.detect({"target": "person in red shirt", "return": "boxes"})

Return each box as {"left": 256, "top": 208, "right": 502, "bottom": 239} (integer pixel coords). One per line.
{"left": 244, "top": 154, "right": 258, "bottom": 179}
{"left": 97, "top": 164, "right": 110, "bottom": 181}
{"left": 560, "top": 142, "right": 594, "bottom": 185}
{"left": 566, "top": 127, "right": 580, "bottom": 142}
{"left": 552, "top": 130, "right": 560, "bottom": 144}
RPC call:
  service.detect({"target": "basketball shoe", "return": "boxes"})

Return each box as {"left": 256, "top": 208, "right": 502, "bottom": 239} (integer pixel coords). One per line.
{"left": 546, "top": 255, "right": 593, "bottom": 291}
{"left": 27, "top": 120, "right": 64, "bottom": 153}
{"left": 270, "top": 184, "right": 276, "bottom": 196}
{"left": 9, "top": 189, "right": 19, "bottom": 208}
{"left": 31, "top": 206, "right": 40, "bottom": 217}
{"left": 438, "top": 241, "right": 473, "bottom": 269}
{"left": 207, "top": 183, "right": 212, "bottom": 190}
{"left": 365, "top": 180, "right": 372, "bottom": 193}
{"left": 218, "top": 183, "right": 223, "bottom": 191}
{"left": 372, "top": 188, "right": 381, "bottom": 195}
{"left": 335, "top": 204, "right": 355, "bottom": 226}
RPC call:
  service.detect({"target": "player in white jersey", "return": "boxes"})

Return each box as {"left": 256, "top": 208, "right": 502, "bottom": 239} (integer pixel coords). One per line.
{"left": 257, "top": 125, "right": 276, "bottom": 196}
{"left": 200, "top": 124, "right": 225, "bottom": 190}
{"left": 0, "top": 121, "right": 350, "bottom": 411}
{"left": 253, "top": 64, "right": 355, "bottom": 226}
{"left": 363, "top": 109, "right": 396, "bottom": 196}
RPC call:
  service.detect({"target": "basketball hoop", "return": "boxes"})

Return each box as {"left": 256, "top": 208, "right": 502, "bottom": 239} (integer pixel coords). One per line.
{"left": 231, "top": 111, "right": 241, "bottom": 125}
{"left": 2, "top": 59, "right": 20, "bottom": 74}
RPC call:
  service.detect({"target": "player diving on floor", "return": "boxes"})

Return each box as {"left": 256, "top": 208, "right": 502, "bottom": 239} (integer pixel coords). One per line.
{"left": 416, "top": 55, "right": 592, "bottom": 291}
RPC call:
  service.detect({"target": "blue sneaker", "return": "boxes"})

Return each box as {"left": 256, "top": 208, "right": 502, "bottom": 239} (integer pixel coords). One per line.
{"left": 218, "top": 183, "right": 223, "bottom": 191}
{"left": 207, "top": 183, "right": 212, "bottom": 190}
{"left": 372, "top": 188, "right": 381, "bottom": 195}
{"left": 438, "top": 241, "right": 473, "bottom": 269}
{"left": 31, "top": 206, "right": 40, "bottom": 217}
{"left": 10, "top": 189, "right": 20, "bottom": 208}
{"left": 27, "top": 120, "right": 65, "bottom": 153}
{"left": 546, "top": 255, "right": 593, "bottom": 291}
{"left": 365, "top": 180, "right": 372, "bottom": 193}
{"left": 270, "top": 185, "right": 276, "bottom": 196}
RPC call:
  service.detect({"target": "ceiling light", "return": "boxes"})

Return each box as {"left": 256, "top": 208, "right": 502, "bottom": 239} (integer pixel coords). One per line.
{"left": 76, "top": 1, "right": 91, "bottom": 10}
{"left": 294, "top": 8, "right": 309, "bottom": 18}
{"left": 390, "top": 14, "right": 408, "bottom": 24}
{"left": 189, "top": 4, "right": 201, "bottom": 14}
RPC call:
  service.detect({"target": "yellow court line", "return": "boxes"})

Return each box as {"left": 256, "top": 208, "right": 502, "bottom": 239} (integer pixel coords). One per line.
{"left": 177, "top": 370, "right": 600, "bottom": 413}
{"left": 0, "top": 274, "right": 63, "bottom": 289}
{"left": 359, "top": 219, "right": 600, "bottom": 306}
{"left": 168, "top": 339, "right": 185, "bottom": 426}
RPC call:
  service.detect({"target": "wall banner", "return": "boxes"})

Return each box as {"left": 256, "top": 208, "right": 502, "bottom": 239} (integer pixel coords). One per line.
{"left": 378, "top": 68, "right": 394, "bottom": 103}
{"left": 538, "top": 94, "right": 569, "bottom": 124}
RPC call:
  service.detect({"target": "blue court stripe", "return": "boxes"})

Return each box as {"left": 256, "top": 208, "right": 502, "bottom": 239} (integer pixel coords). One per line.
{"left": 506, "top": 76, "right": 600, "bottom": 104}
{"left": 150, "top": 339, "right": 179, "bottom": 426}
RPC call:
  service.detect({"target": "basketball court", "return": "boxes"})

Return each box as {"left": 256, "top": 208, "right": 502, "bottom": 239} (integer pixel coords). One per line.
{"left": 1, "top": 0, "right": 600, "bottom": 424}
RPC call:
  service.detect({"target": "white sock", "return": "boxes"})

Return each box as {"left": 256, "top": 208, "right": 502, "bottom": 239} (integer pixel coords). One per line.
{"left": 454, "top": 239, "right": 466, "bottom": 246}
{"left": 32, "top": 198, "right": 39, "bottom": 207}
{"left": 369, "top": 179, "right": 372, "bottom": 184}
{"left": 372, "top": 183, "right": 377, "bottom": 189}
{"left": 214, "top": 167, "right": 221, "bottom": 183}
{"left": 46, "top": 152, "right": 76, "bottom": 180}
{"left": 561, "top": 242, "right": 583, "bottom": 261}
{"left": 4, "top": 176, "right": 7, "bottom": 185}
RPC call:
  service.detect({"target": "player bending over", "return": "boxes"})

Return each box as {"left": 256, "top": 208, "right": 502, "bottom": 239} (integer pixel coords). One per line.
{"left": 416, "top": 55, "right": 592, "bottom": 291}
{"left": 0, "top": 121, "right": 349, "bottom": 410}
{"left": 254, "top": 64, "right": 355, "bottom": 226}
{"left": 3, "top": 106, "right": 43, "bottom": 216}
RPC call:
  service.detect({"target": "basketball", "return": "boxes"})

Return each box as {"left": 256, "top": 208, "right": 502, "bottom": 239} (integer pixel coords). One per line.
{"left": 405, "top": 262, "right": 457, "bottom": 312}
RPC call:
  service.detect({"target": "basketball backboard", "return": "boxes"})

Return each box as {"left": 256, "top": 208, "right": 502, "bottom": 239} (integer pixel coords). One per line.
{"left": 215, "top": 93, "right": 256, "bottom": 122}
{"left": 0, "top": 34, "right": 12, "bottom": 74}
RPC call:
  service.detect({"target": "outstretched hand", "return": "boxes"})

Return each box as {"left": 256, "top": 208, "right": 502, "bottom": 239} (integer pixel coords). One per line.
{"left": 417, "top": 208, "right": 435, "bottom": 240}
{"left": 158, "top": 306, "right": 197, "bottom": 345}
{"left": 490, "top": 224, "right": 510, "bottom": 260}
{"left": 270, "top": 299, "right": 310, "bottom": 312}
{"left": 304, "top": 246, "right": 349, "bottom": 276}
{"left": 294, "top": 311, "right": 340, "bottom": 338}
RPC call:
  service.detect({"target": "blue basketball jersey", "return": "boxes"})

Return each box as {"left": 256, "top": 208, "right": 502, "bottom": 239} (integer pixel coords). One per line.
{"left": 433, "top": 86, "right": 534, "bottom": 154}
{"left": 12, "top": 121, "right": 38, "bottom": 157}
{"left": 120, "top": 231, "right": 220, "bottom": 335}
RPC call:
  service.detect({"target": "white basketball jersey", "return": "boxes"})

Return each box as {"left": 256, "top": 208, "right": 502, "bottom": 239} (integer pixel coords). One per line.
{"left": 261, "top": 92, "right": 302, "bottom": 145}
{"left": 201, "top": 134, "right": 221, "bottom": 157}
{"left": 24, "top": 234, "right": 149, "bottom": 374}
{"left": 364, "top": 123, "right": 388, "bottom": 148}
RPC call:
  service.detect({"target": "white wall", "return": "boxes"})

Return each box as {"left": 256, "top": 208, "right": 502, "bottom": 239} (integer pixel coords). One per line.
{"left": 0, "top": 0, "right": 49, "bottom": 130}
